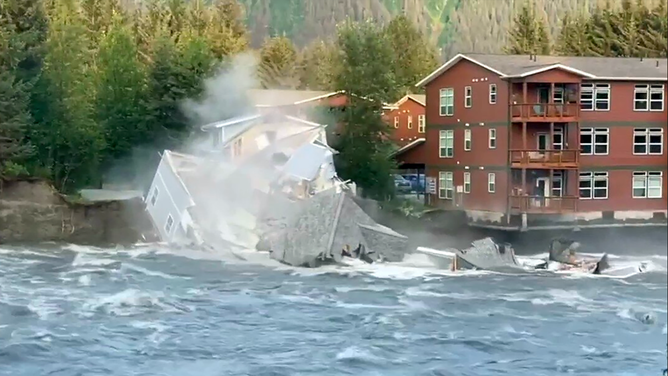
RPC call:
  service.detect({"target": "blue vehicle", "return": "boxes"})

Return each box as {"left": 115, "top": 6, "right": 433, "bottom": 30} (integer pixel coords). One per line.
{"left": 401, "top": 173, "right": 426, "bottom": 192}
{"left": 393, "top": 174, "right": 412, "bottom": 194}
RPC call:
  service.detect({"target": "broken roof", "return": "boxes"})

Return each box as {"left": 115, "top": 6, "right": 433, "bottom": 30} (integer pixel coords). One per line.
{"left": 416, "top": 53, "right": 668, "bottom": 87}
{"left": 247, "top": 89, "right": 342, "bottom": 107}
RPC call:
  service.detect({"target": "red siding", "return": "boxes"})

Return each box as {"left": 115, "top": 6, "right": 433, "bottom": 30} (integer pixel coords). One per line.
{"left": 578, "top": 169, "right": 668, "bottom": 212}
{"left": 579, "top": 81, "right": 667, "bottom": 123}
{"left": 385, "top": 98, "right": 426, "bottom": 145}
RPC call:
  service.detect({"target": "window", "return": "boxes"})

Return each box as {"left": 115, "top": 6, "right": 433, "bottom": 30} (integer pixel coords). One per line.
{"left": 633, "top": 128, "right": 663, "bottom": 155}
{"left": 580, "top": 83, "right": 610, "bottom": 111}
{"left": 487, "top": 173, "right": 496, "bottom": 193}
{"left": 394, "top": 116, "right": 399, "bottom": 128}
{"left": 580, "top": 127, "right": 609, "bottom": 155}
{"left": 439, "top": 171, "right": 453, "bottom": 199}
{"left": 464, "top": 129, "right": 472, "bottom": 151}
{"left": 440, "top": 88, "right": 454, "bottom": 116}
{"left": 633, "top": 171, "right": 663, "bottom": 198}
{"left": 553, "top": 87, "right": 564, "bottom": 104}
{"left": 489, "top": 84, "right": 497, "bottom": 104}
{"left": 552, "top": 172, "right": 563, "bottom": 197}
{"left": 439, "top": 130, "right": 454, "bottom": 158}
{"left": 407, "top": 115, "right": 413, "bottom": 129}
{"left": 165, "top": 214, "right": 174, "bottom": 234}
{"left": 464, "top": 86, "right": 472, "bottom": 108}
{"left": 418, "top": 115, "right": 425, "bottom": 133}
{"left": 150, "top": 187, "right": 159, "bottom": 206}
{"left": 488, "top": 128, "right": 497, "bottom": 149}
{"left": 634, "top": 84, "right": 664, "bottom": 111}
{"left": 463, "top": 172, "right": 471, "bottom": 193}
{"left": 579, "top": 172, "right": 609, "bottom": 199}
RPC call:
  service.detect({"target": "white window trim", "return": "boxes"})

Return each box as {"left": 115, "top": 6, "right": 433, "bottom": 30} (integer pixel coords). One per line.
{"left": 439, "top": 129, "right": 454, "bottom": 158}
{"left": 463, "top": 172, "right": 471, "bottom": 193}
{"left": 580, "top": 83, "right": 610, "bottom": 112}
{"left": 580, "top": 127, "right": 609, "bottom": 155}
{"left": 464, "top": 128, "right": 471, "bottom": 151}
{"left": 407, "top": 115, "right": 413, "bottom": 129}
{"left": 439, "top": 171, "right": 453, "bottom": 199}
{"left": 633, "top": 128, "right": 664, "bottom": 155}
{"left": 488, "top": 128, "right": 497, "bottom": 149}
{"left": 464, "top": 86, "right": 472, "bottom": 108}
{"left": 165, "top": 214, "right": 174, "bottom": 234}
{"left": 632, "top": 171, "right": 663, "bottom": 199}
{"left": 440, "top": 88, "right": 454, "bottom": 116}
{"left": 394, "top": 116, "right": 399, "bottom": 129}
{"left": 634, "top": 84, "right": 665, "bottom": 112}
{"left": 489, "top": 84, "right": 497, "bottom": 104}
{"left": 150, "top": 187, "right": 159, "bottom": 206}
{"left": 417, "top": 115, "right": 425, "bottom": 133}
{"left": 487, "top": 173, "right": 496, "bottom": 193}
{"left": 579, "top": 171, "right": 609, "bottom": 200}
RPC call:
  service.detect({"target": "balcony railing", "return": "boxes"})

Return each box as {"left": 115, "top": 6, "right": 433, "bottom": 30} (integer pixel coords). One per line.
{"left": 510, "top": 195, "right": 578, "bottom": 213}
{"left": 511, "top": 103, "right": 579, "bottom": 120}
{"left": 510, "top": 149, "right": 580, "bottom": 168}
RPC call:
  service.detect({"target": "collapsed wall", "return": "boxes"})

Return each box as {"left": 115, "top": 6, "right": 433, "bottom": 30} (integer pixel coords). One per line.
{"left": 0, "top": 180, "right": 155, "bottom": 245}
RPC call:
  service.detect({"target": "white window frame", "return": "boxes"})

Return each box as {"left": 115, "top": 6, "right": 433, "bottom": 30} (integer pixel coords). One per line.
{"left": 464, "top": 86, "right": 472, "bottom": 108}
{"left": 580, "top": 127, "right": 609, "bottom": 155}
{"left": 580, "top": 83, "right": 610, "bottom": 111}
{"left": 488, "top": 128, "right": 497, "bottom": 149}
{"left": 439, "top": 129, "right": 454, "bottom": 158}
{"left": 394, "top": 116, "right": 399, "bottom": 129}
{"left": 463, "top": 172, "right": 471, "bottom": 193}
{"left": 464, "top": 128, "right": 471, "bottom": 151}
{"left": 150, "top": 187, "right": 159, "bottom": 206}
{"left": 417, "top": 115, "right": 425, "bottom": 133}
{"left": 438, "top": 171, "right": 453, "bottom": 199}
{"left": 633, "top": 128, "right": 664, "bottom": 155}
{"left": 579, "top": 171, "right": 609, "bottom": 200}
{"left": 489, "top": 84, "right": 497, "bottom": 104}
{"left": 407, "top": 115, "right": 413, "bottom": 129}
{"left": 440, "top": 88, "right": 454, "bottom": 116}
{"left": 634, "top": 84, "right": 664, "bottom": 111}
{"left": 633, "top": 171, "right": 663, "bottom": 199}
{"left": 552, "top": 171, "right": 563, "bottom": 197}
{"left": 487, "top": 173, "right": 496, "bottom": 193}
{"left": 165, "top": 214, "right": 174, "bottom": 234}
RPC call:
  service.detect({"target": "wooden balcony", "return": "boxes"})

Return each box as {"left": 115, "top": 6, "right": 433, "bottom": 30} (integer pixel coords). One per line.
{"left": 510, "top": 103, "right": 579, "bottom": 122}
{"left": 510, "top": 149, "right": 579, "bottom": 169}
{"left": 510, "top": 195, "right": 578, "bottom": 214}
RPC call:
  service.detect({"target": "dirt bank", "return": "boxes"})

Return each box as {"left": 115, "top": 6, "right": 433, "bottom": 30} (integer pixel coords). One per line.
{"left": 0, "top": 179, "right": 156, "bottom": 245}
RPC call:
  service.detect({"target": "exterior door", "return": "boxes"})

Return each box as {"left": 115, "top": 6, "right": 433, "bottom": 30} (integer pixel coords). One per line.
{"left": 535, "top": 177, "right": 550, "bottom": 208}
{"left": 537, "top": 133, "right": 549, "bottom": 151}
{"left": 538, "top": 87, "right": 550, "bottom": 103}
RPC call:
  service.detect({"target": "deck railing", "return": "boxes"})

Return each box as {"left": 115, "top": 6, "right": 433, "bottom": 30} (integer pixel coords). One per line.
{"left": 510, "top": 149, "right": 579, "bottom": 166}
{"left": 509, "top": 195, "right": 578, "bottom": 213}
{"left": 510, "top": 103, "right": 579, "bottom": 120}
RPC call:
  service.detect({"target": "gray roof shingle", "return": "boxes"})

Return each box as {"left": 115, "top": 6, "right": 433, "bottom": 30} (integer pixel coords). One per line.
{"left": 417, "top": 53, "right": 667, "bottom": 86}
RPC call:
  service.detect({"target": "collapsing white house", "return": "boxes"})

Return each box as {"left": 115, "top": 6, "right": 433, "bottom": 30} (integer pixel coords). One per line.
{"left": 144, "top": 104, "right": 409, "bottom": 267}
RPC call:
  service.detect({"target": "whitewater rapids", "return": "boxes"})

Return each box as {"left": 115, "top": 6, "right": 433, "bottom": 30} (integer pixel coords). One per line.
{"left": 0, "top": 243, "right": 666, "bottom": 376}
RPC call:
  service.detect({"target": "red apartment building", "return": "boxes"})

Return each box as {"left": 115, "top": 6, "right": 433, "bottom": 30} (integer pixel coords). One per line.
{"left": 385, "top": 94, "right": 429, "bottom": 172}
{"left": 411, "top": 53, "right": 667, "bottom": 231}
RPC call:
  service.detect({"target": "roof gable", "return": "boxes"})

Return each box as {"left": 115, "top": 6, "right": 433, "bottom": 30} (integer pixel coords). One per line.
{"left": 393, "top": 94, "right": 426, "bottom": 107}
{"left": 416, "top": 53, "right": 668, "bottom": 87}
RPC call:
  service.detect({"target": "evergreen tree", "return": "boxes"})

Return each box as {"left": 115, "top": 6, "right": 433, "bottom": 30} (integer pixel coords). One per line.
{"left": 555, "top": 12, "right": 592, "bottom": 56}
{"left": 0, "top": 0, "right": 48, "bottom": 82}
{"left": 205, "top": 0, "right": 248, "bottom": 59}
{"left": 258, "top": 35, "right": 299, "bottom": 89}
{"left": 333, "top": 20, "right": 397, "bottom": 200}
{"left": 506, "top": 1, "right": 551, "bottom": 55}
{"left": 95, "top": 16, "right": 148, "bottom": 163}
{"left": 299, "top": 40, "right": 338, "bottom": 91}
{"left": 384, "top": 15, "right": 439, "bottom": 98}
{"left": 0, "top": 25, "right": 33, "bottom": 177}
{"left": 639, "top": 0, "right": 668, "bottom": 57}
{"left": 32, "top": 0, "right": 104, "bottom": 191}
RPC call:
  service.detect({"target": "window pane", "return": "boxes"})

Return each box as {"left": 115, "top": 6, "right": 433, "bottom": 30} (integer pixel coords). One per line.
{"left": 593, "top": 187, "right": 607, "bottom": 198}
{"left": 635, "top": 100, "right": 648, "bottom": 110}
{"left": 650, "top": 101, "right": 663, "bottom": 110}
{"left": 594, "top": 179, "right": 607, "bottom": 188}
{"left": 594, "top": 144, "right": 608, "bottom": 154}
{"left": 634, "top": 144, "right": 647, "bottom": 154}
{"left": 594, "top": 134, "right": 607, "bottom": 143}
{"left": 649, "top": 144, "right": 662, "bottom": 154}
{"left": 579, "top": 179, "right": 592, "bottom": 188}
{"left": 579, "top": 188, "right": 591, "bottom": 198}
{"left": 633, "top": 187, "right": 646, "bottom": 197}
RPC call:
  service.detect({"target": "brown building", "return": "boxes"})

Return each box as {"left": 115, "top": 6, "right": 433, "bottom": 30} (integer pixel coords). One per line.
{"left": 414, "top": 53, "right": 667, "bottom": 230}
{"left": 384, "top": 94, "right": 427, "bottom": 146}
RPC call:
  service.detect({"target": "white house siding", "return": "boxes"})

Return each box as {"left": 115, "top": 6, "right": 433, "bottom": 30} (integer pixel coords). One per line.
{"left": 145, "top": 152, "right": 195, "bottom": 242}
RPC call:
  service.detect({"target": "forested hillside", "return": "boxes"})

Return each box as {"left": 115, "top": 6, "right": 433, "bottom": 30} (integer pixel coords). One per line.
{"left": 238, "top": 0, "right": 667, "bottom": 56}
